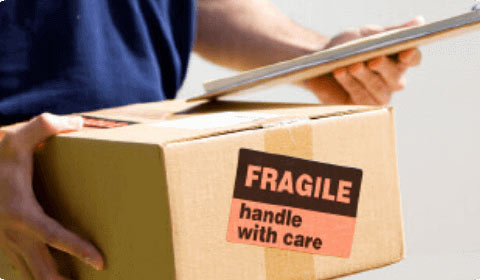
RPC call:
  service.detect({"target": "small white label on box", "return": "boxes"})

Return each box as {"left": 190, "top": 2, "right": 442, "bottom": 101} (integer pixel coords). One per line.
{"left": 149, "top": 112, "right": 278, "bottom": 130}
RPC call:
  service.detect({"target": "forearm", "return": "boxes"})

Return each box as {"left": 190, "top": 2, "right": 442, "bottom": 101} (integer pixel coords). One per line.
{"left": 194, "top": 0, "right": 329, "bottom": 71}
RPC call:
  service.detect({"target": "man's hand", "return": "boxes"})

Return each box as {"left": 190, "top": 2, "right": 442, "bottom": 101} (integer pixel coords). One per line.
{"left": 302, "top": 17, "right": 424, "bottom": 105}
{"left": 194, "top": 0, "right": 423, "bottom": 105}
{"left": 195, "top": 1, "right": 424, "bottom": 105}
{"left": 0, "top": 114, "right": 104, "bottom": 279}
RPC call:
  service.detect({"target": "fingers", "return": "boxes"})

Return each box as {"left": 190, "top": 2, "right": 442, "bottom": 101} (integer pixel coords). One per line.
{"left": 368, "top": 56, "right": 407, "bottom": 91}
{"left": 366, "top": 48, "right": 421, "bottom": 93}
{"left": 17, "top": 241, "right": 62, "bottom": 280}
{"left": 333, "top": 68, "right": 378, "bottom": 105}
{"left": 358, "top": 25, "right": 384, "bottom": 37}
{"left": 23, "top": 212, "right": 104, "bottom": 271}
{"left": 313, "top": 17, "right": 425, "bottom": 105}
{"left": 301, "top": 76, "right": 352, "bottom": 105}
{"left": 398, "top": 48, "right": 422, "bottom": 67}
{"left": 385, "top": 16, "right": 425, "bottom": 31}
{"left": 0, "top": 245, "right": 33, "bottom": 280}
{"left": 13, "top": 114, "right": 83, "bottom": 151}
{"left": 348, "top": 63, "right": 391, "bottom": 104}
{"left": 359, "top": 16, "right": 425, "bottom": 38}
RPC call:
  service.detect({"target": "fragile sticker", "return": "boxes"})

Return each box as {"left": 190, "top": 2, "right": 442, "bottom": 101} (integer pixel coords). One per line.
{"left": 81, "top": 116, "right": 136, "bottom": 129}
{"left": 226, "top": 149, "right": 363, "bottom": 258}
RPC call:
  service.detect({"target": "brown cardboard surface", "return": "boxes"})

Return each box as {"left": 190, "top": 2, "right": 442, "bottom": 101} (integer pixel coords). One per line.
{"left": 161, "top": 108, "right": 403, "bottom": 280}
{"left": 37, "top": 140, "right": 175, "bottom": 279}
{"left": 310, "top": 109, "right": 404, "bottom": 279}
{"left": 0, "top": 99, "right": 403, "bottom": 279}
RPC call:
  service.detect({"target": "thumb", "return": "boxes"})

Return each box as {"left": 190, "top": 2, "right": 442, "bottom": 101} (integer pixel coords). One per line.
{"left": 385, "top": 16, "right": 425, "bottom": 31}
{"left": 24, "top": 211, "right": 104, "bottom": 271}
{"left": 13, "top": 113, "right": 83, "bottom": 151}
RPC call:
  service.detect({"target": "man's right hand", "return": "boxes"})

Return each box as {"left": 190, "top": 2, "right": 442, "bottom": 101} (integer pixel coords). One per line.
{"left": 0, "top": 114, "right": 104, "bottom": 280}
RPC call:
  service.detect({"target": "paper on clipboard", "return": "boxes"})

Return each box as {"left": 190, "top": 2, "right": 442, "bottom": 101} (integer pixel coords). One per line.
{"left": 188, "top": 10, "right": 480, "bottom": 101}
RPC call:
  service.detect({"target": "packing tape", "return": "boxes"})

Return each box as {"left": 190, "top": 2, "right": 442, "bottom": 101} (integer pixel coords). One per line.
{"left": 264, "top": 123, "right": 315, "bottom": 280}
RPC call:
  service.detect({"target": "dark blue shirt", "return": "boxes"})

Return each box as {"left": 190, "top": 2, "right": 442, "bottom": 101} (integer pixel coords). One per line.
{"left": 0, "top": 0, "right": 196, "bottom": 125}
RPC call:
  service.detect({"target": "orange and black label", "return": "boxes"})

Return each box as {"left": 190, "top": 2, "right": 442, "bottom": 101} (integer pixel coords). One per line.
{"left": 81, "top": 116, "right": 136, "bottom": 129}
{"left": 227, "top": 149, "right": 363, "bottom": 257}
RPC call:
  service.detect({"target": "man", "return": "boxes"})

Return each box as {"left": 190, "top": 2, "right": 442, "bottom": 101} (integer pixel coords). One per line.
{"left": 0, "top": 0, "right": 422, "bottom": 279}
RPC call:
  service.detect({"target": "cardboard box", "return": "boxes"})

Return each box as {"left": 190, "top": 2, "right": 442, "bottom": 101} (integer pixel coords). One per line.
{"left": 0, "top": 99, "right": 404, "bottom": 279}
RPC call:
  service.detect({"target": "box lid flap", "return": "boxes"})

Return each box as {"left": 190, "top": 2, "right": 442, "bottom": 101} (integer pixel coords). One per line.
{"left": 60, "top": 99, "right": 381, "bottom": 145}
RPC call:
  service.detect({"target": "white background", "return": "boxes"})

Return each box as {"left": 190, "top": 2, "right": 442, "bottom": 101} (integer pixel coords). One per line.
{"left": 178, "top": 0, "right": 480, "bottom": 278}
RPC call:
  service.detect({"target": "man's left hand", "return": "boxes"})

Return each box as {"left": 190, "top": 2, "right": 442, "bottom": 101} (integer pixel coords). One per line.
{"left": 301, "top": 17, "right": 424, "bottom": 105}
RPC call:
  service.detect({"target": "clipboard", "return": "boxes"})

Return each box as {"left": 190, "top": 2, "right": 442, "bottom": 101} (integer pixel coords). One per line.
{"left": 188, "top": 9, "right": 480, "bottom": 101}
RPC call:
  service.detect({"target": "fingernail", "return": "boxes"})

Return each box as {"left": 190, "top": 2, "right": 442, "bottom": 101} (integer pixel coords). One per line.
{"left": 333, "top": 68, "right": 346, "bottom": 78}
{"left": 348, "top": 62, "right": 363, "bottom": 74}
{"left": 85, "top": 256, "right": 102, "bottom": 270}
{"left": 368, "top": 57, "right": 383, "bottom": 69}
{"left": 84, "top": 256, "right": 93, "bottom": 264}
{"left": 413, "top": 15, "right": 425, "bottom": 25}
{"left": 67, "top": 117, "right": 84, "bottom": 129}
{"left": 399, "top": 50, "right": 414, "bottom": 63}
{"left": 398, "top": 77, "right": 407, "bottom": 89}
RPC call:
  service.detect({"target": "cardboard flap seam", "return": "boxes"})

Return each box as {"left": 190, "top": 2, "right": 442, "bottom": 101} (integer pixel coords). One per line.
{"left": 308, "top": 107, "right": 385, "bottom": 120}
{"left": 162, "top": 125, "right": 265, "bottom": 147}
{"left": 163, "top": 106, "right": 385, "bottom": 147}
{"left": 261, "top": 117, "right": 310, "bottom": 128}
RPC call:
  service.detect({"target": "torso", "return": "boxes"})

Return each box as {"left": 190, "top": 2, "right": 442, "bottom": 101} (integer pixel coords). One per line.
{"left": 0, "top": 0, "right": 196, "bottom": 125}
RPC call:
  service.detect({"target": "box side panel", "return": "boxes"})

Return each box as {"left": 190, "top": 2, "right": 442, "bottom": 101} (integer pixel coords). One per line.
{"left": 163, "top": 132, "right": 268, "bottom": 280}
{"left": 311, "top": 109, "right": 404, "bottom": 279}
{"left": 4, "top": 138, "right": 175, "bottom": 279}
{"left": 163, "top": 108, "right": 402, "bottom": 280}
{"left": 0, "top": 105, "right": 401, "bottom": 280}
